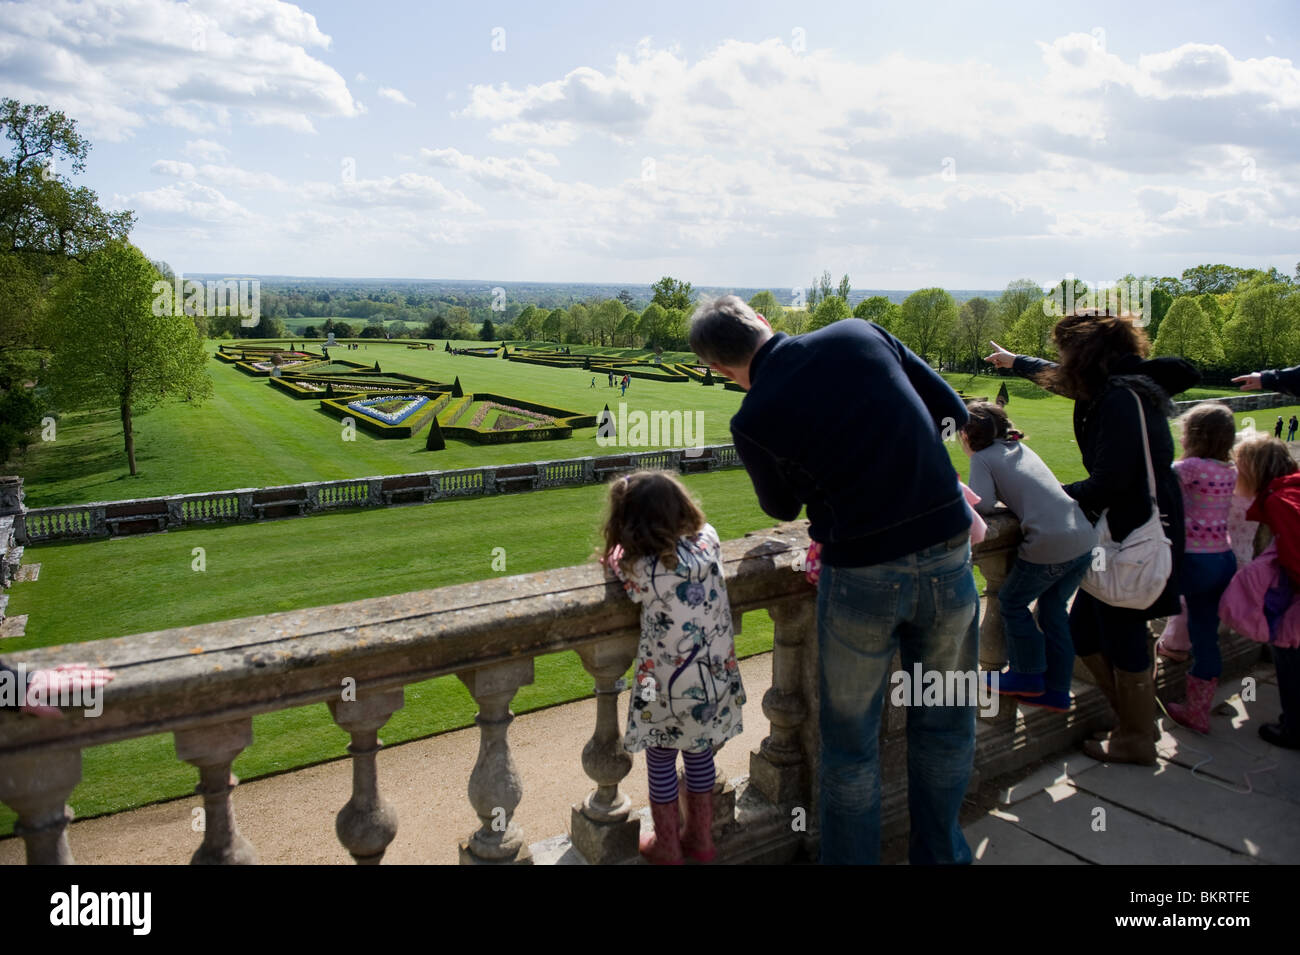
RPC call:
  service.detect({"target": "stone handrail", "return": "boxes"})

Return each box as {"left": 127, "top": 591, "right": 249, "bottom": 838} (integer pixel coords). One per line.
{"left": 17, "top": 444, "right": 744, "bottom": 545}
{"left": 0, "top": 513, "right": 1264, "bottom": 865}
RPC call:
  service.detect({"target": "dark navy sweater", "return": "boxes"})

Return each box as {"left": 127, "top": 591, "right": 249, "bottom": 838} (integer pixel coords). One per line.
{"left": 729, "top": 323, "right": 971, "bottom": 567}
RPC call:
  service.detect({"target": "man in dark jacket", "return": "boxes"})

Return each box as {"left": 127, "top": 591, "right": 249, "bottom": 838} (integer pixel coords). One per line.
{"left": 689, "top": 295, "right": 978, "bottom": 865}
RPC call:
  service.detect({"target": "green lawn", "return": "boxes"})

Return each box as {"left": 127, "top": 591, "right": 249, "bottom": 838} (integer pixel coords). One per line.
{"left": 11, "top": 339, "right": 743, "bottom": 507}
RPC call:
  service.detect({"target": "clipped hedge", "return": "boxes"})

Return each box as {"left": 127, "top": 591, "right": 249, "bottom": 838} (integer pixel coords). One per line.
{"left": 317, "top": 390, "right": 446, "bottom": 439}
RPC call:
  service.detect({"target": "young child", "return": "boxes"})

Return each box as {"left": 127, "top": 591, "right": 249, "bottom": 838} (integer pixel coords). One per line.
{"left": 960, "top": 402, "right": 1096, "bottom": 711}
{"left": 1163, "top": 404, "right": 1238, "bottom": 733}
{"left": 1234, "top": 435, "right": 1300, "bottom": 749}
{"left": 600, "top": 470, "right": 746, "bottom": 863}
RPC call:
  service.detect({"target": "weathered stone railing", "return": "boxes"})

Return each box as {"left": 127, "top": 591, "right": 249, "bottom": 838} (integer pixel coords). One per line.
{"left": 0, "top": 515, "right": 1264, "bottom": 865}
{"left": 1174, "top": 391, "right": 1296, "bottom": 413}
{"left": 17, "top": 444, "right": 744, "bottom": 545}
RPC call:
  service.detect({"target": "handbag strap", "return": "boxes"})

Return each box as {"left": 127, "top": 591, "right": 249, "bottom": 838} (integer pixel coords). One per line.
{"left": 1125, "top": 388, "right": 1159, "bottom": 506}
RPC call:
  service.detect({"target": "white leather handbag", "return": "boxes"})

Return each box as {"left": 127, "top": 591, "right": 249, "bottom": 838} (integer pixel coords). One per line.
{"left": 1079, "top": 389, "right": 1173, "bottom": 609}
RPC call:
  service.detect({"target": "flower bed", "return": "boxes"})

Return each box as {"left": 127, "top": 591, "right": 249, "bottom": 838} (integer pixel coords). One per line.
{"left": 468, "top": 401, "right": 557, "bottom": 431}
{"left": 346, "top": 395, "right": 430, "bottom": 425}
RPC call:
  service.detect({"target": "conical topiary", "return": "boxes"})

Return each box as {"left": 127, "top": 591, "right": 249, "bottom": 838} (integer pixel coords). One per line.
{"left": 597, "top": 402, "right": 617, "bottom": 440}
{"left": 326, "top": 383, "right": 335, "bottom": 397}
{"left": 703, "top": 368, "right": 714, "bottom": 385}
{"left": 452, "top": 376, "right": 463, "bottom": 398}
{"left": 996, "top": 382, "right": 1009, "bottom": 407}
{"left": 425, "top": 416, "right": 446, "bottom": 451}
{"left": 374, "top": 361, "right": 381, "bottom": 372}
{"left": 445, "top": 341, "right": 451, "bottom": 352}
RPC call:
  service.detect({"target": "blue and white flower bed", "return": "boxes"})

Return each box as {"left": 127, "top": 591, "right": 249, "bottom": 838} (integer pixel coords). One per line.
{"left": 346, "top": 394, "right": 429, "bottom": 425}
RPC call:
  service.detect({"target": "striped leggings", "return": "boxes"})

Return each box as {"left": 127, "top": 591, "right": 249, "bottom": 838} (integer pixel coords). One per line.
{"left": 645, "top": 746, "right": 716, "bottom": 804}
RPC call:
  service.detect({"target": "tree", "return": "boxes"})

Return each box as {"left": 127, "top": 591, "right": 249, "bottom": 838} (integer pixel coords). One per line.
{"left": 650, "top": 276, "right": 693, "bottom": 312}
{"left": 424, "top": 315, "right": 451, "bottom": 339}
{"left": 956, "top": 296, "right": 1000, "bottom": 373}
{"left": 541, "top": 308, "right": 566, "bottom": 342}
{"left": 514, "top": 305, "right": 539, "bottom": 341}
{"left": 1007, "top": 302, "right": 1058, "bottom": 360}
{"left": 615, "top": 309, "right": 638, "bottom": 347}
{"left": 617, "top": 289, "right": 635, "bottom": 309}
{"left": 1147, "top": 286, "right": 1173, "bottom": 341}
{"left": 837, "top": 274, "right": 851, "bottom": 302}
{"left": 637, "top": 303, "right": 667, "bottom": 348}
{"left": 593, "top": 299, "right": 623, "bottom": 347}
{"left": 808, "top": 295, "right": 850, "bottom": 331}
{"left": 806, "top": 276, "right": 820, "bottom": 312}
{"left": 1152, "top": 297, "right": 1223, "bottom": 364}
{"left": 1222, "top": 284, "right": 1300, "bottom": 370}
{"left": 480, "top": 317, "right": 495, "bottom": 341}
{"left": 566, "top": 303, "right": 592, "bottom": 344}
{"left": 896, "top": 288, "right": 957, "bottom": 362}
{"left": 998, "top": 279, "right": 1041, "bottom": 331}
{"left": 748, "top": 290, "right": 783, "bottom": 324}
{"left": 782, "top": 308, "right": 809, "bottom": 336}
{"left": 1181, "top": 264, "right": 1249, "bottom": 295}
{"left": 853, "top": 295, "right": 894, "bottom": 328}
{"left": 1198, "top": 293, "right": 1225, "bottom": 331}
{"left": 46, "top": 240, "right": 211, "bottom": 475}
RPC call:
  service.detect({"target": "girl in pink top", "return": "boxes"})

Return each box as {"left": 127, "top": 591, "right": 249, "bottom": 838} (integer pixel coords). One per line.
{"left": 1164, "top": 404, "right": 1238, "bottom": 734}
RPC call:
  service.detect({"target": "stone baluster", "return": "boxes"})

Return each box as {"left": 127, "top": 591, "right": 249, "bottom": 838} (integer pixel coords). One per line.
{"left": 570, "top": 635, "right": 639, "bottom": 863}
{"left": 972, "top": 541, "right": 1017, "bottom": 671}
{"left": 328, "top": 686, "right": 404, "bottom": 864}
{"left": 0, "top": 748, "right": 81, "bottom": 863}
{"left": 174, "top": 718, "right": 257, "bottom": 865}
{"left": 750, "top": 599, "right": 813, "bottom": 806}
{"left": 458, "top": 659, "right": 534, "bottom": 864}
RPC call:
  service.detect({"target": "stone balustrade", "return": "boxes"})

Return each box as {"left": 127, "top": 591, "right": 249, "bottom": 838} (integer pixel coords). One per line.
{"left": 17, "top": 444, "right": 744, "bottom": 545}
{"left": 0, "top": 515, "right": 1265, "bottom": 865}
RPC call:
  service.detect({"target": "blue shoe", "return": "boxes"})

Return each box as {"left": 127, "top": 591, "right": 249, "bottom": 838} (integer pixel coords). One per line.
{"left": 983, "top": 669, "right": 1045, "bottom": 697}
{"left": 1019, "top": 690, "right": 1072, "bottom": 712}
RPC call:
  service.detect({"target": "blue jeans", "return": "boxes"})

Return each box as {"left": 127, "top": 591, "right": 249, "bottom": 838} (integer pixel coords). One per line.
{"left": 816, "top": 534, "right": 979, "bottom": 865}
{"left": 1000, "top": 552, "right": 1092, "bottom": 694}
{"left": 1181, "top": 550, "right": 1237, "bottom": 680}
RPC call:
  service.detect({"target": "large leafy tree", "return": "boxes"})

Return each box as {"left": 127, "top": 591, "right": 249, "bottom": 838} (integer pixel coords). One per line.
{"left": 853, "top": 295, "right": 897, "bottom": 332}
{"left": 1181, "top": 264, "right": 1249, "bottom": 295}
{"left": 1007, "top": 302, "right": 1059, "bottom": 359}
{"left": 807, "top": 294, "right": 850, "bottom": 331}
{"left": 1152, "top": 296, "right": 1223, "bottom": 364}
{"left": 956, "top": 296, "right": 1000, "bottom": 373}
{"left": 998, "top": 279, "right": 1041, "bottom": 331}
{"left": 0, "top": 99, "right": 133, "bottom": 452}
{"left": 748, "top": 290, "right": 784, "bottom": 325}
{"left": 592, "top": 299, "right": 623, "bottom": 346}
{"left": 47, "top": 240, "right": 212, "bottom": 475}
{"left": 650, "top": 276, "right": 693, "bottom": 312}
{"left": 1221, "top": 283, "right": 1300, "bottom": 370}
{"left": 896, "top": 288, "right": 957, "bottom": 362}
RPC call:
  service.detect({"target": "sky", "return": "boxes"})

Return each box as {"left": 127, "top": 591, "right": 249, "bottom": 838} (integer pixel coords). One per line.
{"left": 2, "top": 0, "right": 1298, "bottom": 294}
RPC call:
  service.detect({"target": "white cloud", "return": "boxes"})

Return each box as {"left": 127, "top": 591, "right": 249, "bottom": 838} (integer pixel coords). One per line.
{"left": 300, "top": 173, "right": 483, "bottom": 213}
{"left": 0, "top": 0, "right": 360, "bottom": 139}
{"left": 183, "top": 138, "right": 230, "bottom": 161}
{"left": 377, "top": 86, "right": 414, "bottom": 106}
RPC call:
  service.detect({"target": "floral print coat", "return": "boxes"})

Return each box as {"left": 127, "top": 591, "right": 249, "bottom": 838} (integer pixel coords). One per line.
{"left": 610, "top": 523, "right": 746, "bottom": 753}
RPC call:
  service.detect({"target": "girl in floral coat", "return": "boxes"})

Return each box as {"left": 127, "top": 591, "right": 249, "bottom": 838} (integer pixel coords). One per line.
{"left": 601, "top": 470, "right": 745, "bottom": 864}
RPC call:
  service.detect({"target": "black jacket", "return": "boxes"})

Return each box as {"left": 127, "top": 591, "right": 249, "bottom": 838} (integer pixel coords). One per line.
{"left": 1012, "top": 352, "right": 1201, "bottom": 617}
{"left": 730, "top": 323, "right": 971, "bottom": 567}
{"left": 1262, "top": 366, "right": 1300, "bottom": 397}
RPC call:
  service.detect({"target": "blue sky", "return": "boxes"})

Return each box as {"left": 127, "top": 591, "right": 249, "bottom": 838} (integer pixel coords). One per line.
{"left": 2, "top": 0, "right": 1297, "bottom": 292}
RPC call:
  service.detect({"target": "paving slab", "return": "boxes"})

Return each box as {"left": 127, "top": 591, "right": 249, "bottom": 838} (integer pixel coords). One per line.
{"left": 991, "top": 781, "right": 1253, "bottom": 865}
{"left": 14, "top": 563, "right": 38, "bottom": 582}
{"left": 0, "top": 614, "right": 26, "bottom": 639}
{"left": 1069, "top": 760, "right": 1300, "bottom": 863}
{"left": 966, "top": 813, "right": 1086, "bottom": 865}
{"left": 998, "top": 753, "right": 1101, "bottom": 807}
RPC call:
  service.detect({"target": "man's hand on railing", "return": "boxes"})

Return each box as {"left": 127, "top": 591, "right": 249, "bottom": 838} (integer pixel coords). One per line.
{"left": 19, "top": 664, "right": 115, "bottom": 718}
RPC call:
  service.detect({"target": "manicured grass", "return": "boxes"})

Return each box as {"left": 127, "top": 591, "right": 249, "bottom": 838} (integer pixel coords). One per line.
{"left": 11, "top": 339, "right": 744, "bottom": 507}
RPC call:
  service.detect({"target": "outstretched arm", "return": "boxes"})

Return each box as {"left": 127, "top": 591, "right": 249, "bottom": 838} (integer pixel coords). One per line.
{"left": 731, "top": 423, "right": 803, "bottom": 522}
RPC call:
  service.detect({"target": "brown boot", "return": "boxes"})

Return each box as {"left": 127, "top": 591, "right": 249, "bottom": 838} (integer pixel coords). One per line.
{"left": 1080, "top": 652, "right": 1160, "bottom": 742}
{"left": 680, "top": 789, "right": 716, "bottom": 862}
{"left": 1082, "top": 667, "right": 1157, "bottom": 765}
{"left": 640, "top": 801, "right": 683, "bottom": 865}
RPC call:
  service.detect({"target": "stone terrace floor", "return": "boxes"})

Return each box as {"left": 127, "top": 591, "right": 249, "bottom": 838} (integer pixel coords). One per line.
{"left": 1, "top": 657, "right": 1294, "bottom": 865}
